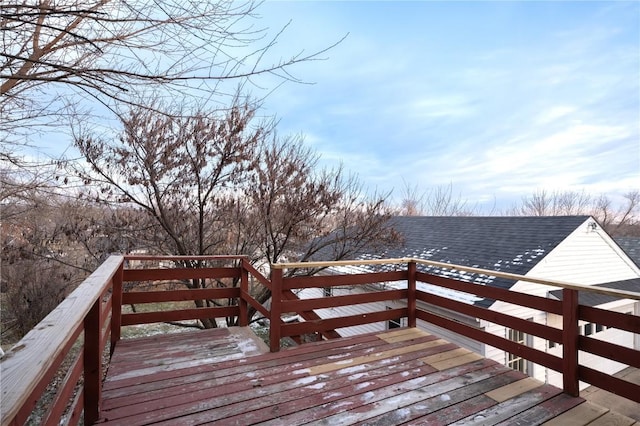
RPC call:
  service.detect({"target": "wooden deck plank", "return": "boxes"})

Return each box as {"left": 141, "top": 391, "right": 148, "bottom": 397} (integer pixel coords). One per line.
{"left": 307, "top": 338, "right": 449, "bottom": 375}
{"left": 403, "top": 394, "right": 498, "bottom": 426}
{"left": 494, "top": 393, "right": 586, "bottom": 425}
{"left": 102, "top": 339, "right": 450, "bottom": 418}
{"left": 376, "top": 327, "right": 430, "bottom": 343}
{"left": 429, "top": 351, "right": 484, "bottom": 370}
{"left": 542, "top": 401, "right": 609, "bottom": 426}
{"left": 104, "top": 334, "right": 452, "bottom": 423}
{"left": 588, "top": 411, "right": 637, "bottom": 426}
{"left": 105, "top": 342, "right": 396, "bottom": 407}
{"left": 212, "top": 362, "right": 500, "bottom": 426}
{"left": 102, "top": 330, "right": 389, "bottom": 394}
{"left": 486, "top": 377, "right": 544, "bottom": 403}
{"left": 352, "top": 370, "right": 526, "bottom": 426}
{"left": 450, "top": 383, "right": 563, "bottom": 425}
{"left": 97, "top": 327, "right": 619, "bottom": 425}
{"left": 102, "top": 332, "right": 439, "bottom": 404}
{"left": 115, "top": 342, "right": 460, "bottom": 424}
{"left": 256, "top": 363, "right": 510, "bottom": 426}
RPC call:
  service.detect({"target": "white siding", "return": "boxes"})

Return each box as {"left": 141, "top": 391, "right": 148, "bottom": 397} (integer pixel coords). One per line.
{"left": 521, "top": 219, "right": 640, "bottom": 287}
{"left": 472, "top": 219, "right": 640, "bottom": 384}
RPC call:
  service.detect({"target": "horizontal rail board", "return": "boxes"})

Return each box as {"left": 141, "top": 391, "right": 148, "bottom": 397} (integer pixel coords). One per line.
{"left": 416, "top": 290, "right": 563, "bottom": 343}
{"left": 416, "top": 309, "right": 562, "bottom": 373}
{"left": 121, "top": 306, "right": 239, "bottom": 326}
{"left": 417, "top": 272, "right": 564, "bottom": 315}
{"left": 578, "top": 336, "right": 640, "bottom": 369}
{"left": 101, "top": 296, "right": 113, "bottom": 321}
{"left": 272, "top": 257, "right": 412, "bottom": 269}
{"left": 125, "top": 255, "right": 247, "bottom": 261}
{"left": 43, "top": 351, "right": 84, "bottom": 425}
{"left": 281, "top": 308, "right": 407, "bottom": 337}
{"left": 122, "top": 287, "right": 240, "bottom": 304}
{"left": 283, "top": 271, "right": 407, "bottom": 290}
{"left": 274, "top": 258, "right": 640, "bottom": 301}
{"left": 242, "top": 291, "right": 270, "bottom": 318}
{"left": 579, "top": 365, "right": 640, "bottom": 404}
{"left": 123, "top": 267, "right": 241, "bottom": 282}
{"left": 101, "top": 316, "right": 112, "bottom": 352}
{"left": 281, "top": 290, "right": 342, "bottom": 340}
{"left": 68, "top": 389, "right": 84, "bottom": 426}
{"left": 281, "top": 289, "right": 407, "bottom": 312}
{"left": 579, "top": 305, "right": 640, "bottom": 334}
{"left": 242, "top": 260, "right": 272, "bottom": 290}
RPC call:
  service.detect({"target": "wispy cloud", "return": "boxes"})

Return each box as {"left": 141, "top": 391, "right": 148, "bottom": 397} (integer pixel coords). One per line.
{"left": 258, "top": 1, "right": 639, "bottom": 211}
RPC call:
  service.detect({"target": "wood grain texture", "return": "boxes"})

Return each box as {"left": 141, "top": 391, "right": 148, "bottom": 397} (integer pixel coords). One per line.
{"left": 542, "top": 401, "right": 609, "bottom": 425}
{"left": 0, "top": 255, "right": 123, "bottom": 426}
{"left": 97, "top": 327, "right": 599, "bottom": 425}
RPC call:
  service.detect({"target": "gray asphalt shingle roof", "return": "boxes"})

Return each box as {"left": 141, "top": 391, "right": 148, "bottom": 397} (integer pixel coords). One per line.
{"left": 327, "top": 216, "right": 592, "bottom": 308}
{"left": 614, "top": 237, "right": 640, "bottom": 268}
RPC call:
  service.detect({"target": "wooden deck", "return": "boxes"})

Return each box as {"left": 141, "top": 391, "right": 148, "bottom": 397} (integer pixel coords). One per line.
{"left": 98, "top": 327, "right": 636, "bottom": 425}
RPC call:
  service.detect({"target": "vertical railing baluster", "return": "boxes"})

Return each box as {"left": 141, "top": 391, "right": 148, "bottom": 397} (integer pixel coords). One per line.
{"left": 84, "top": 298, "right": 102, "bottom": 424}
{"left": 239, "top": 260, "right": 249, "bottom": 327}
{"left": 562, "top": 288, "right": 579, "bottom": 396}
{"left": 110, "top": 260, "right": 124, "bottom": 355}
{"left": 408, "top": 261, "right": 417, "bottom": 328}
{"left": 270, "top": 268, "right": 283, "bottom": 352}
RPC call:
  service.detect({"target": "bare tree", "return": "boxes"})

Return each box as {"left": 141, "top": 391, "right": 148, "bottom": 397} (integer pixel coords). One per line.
{"left": 509, "top": 189, "right": 640, "bottom": 236}
{"left": 71, "top": 103, "right": 396, "bottom": 328}
{"left": 592, "top": 190, "right": 640, "bottom": 236}
{"left": 398, "top": 180, "right": 425, "bottom": 216}
{"left": 397, "top": 181, "right": 478, "bottom": 216}
{"left": 1, "top": 0, "right": 340, "bottom": 156}
{"left": 0, "top": 182, "right": 115, "bottom": 341}
{"left": 510, "top": 189, "right": 592, "bottom": 216}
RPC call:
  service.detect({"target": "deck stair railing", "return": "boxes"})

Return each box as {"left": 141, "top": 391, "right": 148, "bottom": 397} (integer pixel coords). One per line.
{"left": 1, "top": 255, "right": 639, "bottom": 425}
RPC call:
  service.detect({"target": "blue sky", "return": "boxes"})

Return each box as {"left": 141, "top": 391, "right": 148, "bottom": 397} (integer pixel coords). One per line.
{"left": 252, "top": 1, "right": 639, "bottom": 212}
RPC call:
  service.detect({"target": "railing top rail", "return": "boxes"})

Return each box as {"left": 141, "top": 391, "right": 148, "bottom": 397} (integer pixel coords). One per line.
{"left": 272, "top": 257, "right": 640, "bottom": 302}
{"left": 271, "top": 257, "right": 413, "bottom": 270}
{"left": 124, "top": 254, "right": 248, "bottom": 261}
{"left": 0, "top": 255, "right": 124, "bottom": 423}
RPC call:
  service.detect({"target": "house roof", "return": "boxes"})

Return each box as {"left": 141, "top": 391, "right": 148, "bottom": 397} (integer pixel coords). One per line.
{"left": 614, "top": 237, "right": 640, "bottom": 268}
{"left": 549, "top": 278, "right": 640, "bottom": 307}
{"left": 324, "top": 215, "right": 592, "bottom": 308}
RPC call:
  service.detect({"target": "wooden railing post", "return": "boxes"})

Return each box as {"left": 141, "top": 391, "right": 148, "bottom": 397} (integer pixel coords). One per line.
{"left": 270, "top": 268, "right": 283, "bottom": 352}
{"left": 407, "top": 261, "right": 417, "bottom": 328}
{"left": 239, "top": 260, "right": 249, "bottom": 327}
{"left": 562, "top": 288, "right": 579, "bottom": 396}
{"left": 110, "top": 259, "right": 124, "bottom": 355}
{"left": 84, "top": 299, "right": 102, "bottom": 425}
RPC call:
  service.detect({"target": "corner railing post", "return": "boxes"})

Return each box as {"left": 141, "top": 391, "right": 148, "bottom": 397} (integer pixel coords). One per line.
{"left": 562, "top": 288, "right": 579, "bottom": 396}
{"left": 110, "top": 259, "right": 124, "bottom": 355}
{"left": 407, "top": 260, "right": 417, "bottom": 328}
{"left": 84, "top": 298, "right": 102, "bottom": 424}
{"left": 270, "top": 268, "right": 283, "bottom": 352}
{"left": 239, "top": 259, "right": 249, "bottom": 327}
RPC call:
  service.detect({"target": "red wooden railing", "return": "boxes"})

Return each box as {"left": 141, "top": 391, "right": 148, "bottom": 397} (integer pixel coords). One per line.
{"left": 1, "top": 255, "right": 639, "bottom": 425}
{"left": 272, "top": 258, "right": 640, "bottom": 403}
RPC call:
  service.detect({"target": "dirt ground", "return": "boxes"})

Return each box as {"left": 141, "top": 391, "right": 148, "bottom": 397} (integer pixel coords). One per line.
{"left": 581, "top": 367, "right": 640, "bottom": 420}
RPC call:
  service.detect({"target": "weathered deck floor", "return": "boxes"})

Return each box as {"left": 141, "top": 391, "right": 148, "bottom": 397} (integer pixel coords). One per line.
{"left": 98, "top": 327, "right": 636, "bottom": 425}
